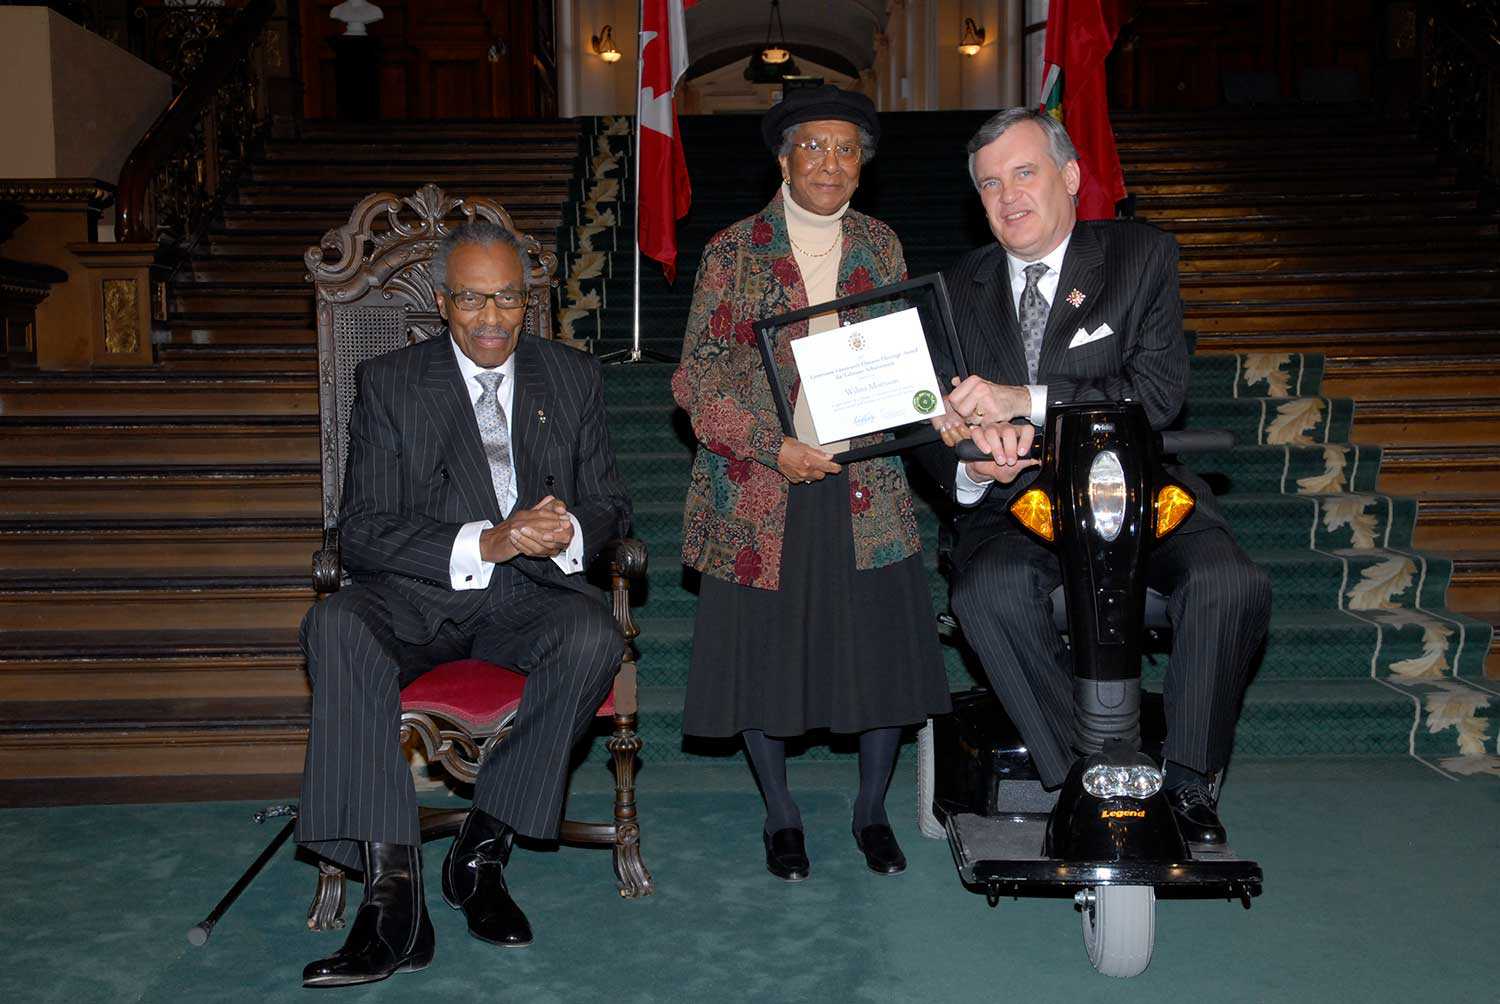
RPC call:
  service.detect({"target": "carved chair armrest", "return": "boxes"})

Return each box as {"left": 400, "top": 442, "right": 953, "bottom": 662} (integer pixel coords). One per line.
{"left": 595, "top": 537, "right": 646, "bottom": 716}
{"left": 312, "top": 528, "right": 341, "bottom": 595}
{"left": 594, "top": 537, "right": 646, "bottom": 643}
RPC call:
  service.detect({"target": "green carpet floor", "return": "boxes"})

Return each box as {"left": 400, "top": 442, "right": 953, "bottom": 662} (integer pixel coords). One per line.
{"left": 2, "top": 759, "right": 1495, "bottom": 1002}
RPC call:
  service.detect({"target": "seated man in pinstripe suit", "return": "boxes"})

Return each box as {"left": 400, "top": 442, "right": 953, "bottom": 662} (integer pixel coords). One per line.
{"left": 921, "top": 109, "right": 1271, "bottom": 846}
{"left": 297, "top": 220, "right": 632, "bottom": 988}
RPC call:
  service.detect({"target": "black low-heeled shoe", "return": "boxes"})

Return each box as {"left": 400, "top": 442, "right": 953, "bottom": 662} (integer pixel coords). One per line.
{"left": 853, "top": 823, "right": 907, "bottom": 876}
{"left": 763, "top": 827, "right": 810, "bottom": 882}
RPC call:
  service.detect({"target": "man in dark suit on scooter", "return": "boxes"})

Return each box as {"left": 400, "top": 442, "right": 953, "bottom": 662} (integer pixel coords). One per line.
{"left": 920, "top": 108, "right": 1271, "bottom": 844}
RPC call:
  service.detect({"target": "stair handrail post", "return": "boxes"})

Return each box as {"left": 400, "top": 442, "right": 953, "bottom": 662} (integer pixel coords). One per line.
{"left": 115, "top": 0, "right": 279, "bottom": 246}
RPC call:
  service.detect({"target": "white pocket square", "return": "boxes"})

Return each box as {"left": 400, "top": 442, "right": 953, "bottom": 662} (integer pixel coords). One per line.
{"left": 1068, "top": 323, "right": 1114, "bottom": 349}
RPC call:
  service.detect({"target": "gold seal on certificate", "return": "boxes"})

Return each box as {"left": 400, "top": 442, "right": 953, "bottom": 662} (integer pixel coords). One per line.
{"left": 789, "top": 307, "right": 946, "bottom": 445}
{"left": 753, "top": 273, "right": 971, "bottom": 464}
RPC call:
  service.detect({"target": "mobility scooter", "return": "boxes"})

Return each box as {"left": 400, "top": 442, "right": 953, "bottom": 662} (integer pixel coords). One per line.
{"left": 916, "top": 401, "right": 1263, "bottom": 978}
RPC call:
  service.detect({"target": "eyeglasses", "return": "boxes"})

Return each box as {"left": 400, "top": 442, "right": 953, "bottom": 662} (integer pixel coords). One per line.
{"left": 444, "top": 286, "right": 529, "bottom": 312}
{"left": 793, "top": 138, "right": 862, "bottom": 163}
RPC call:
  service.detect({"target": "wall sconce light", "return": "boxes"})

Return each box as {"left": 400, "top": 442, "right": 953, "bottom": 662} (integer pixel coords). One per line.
{"left": 592, "top": 25, "right": 622, "bottom": 63}
{"left": 958, "top": 17, "right": 985, "bottom": 56}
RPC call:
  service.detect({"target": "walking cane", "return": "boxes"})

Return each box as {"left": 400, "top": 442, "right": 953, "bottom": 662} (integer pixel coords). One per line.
{"left": 187, "top": 804, "right": 297, "bottom": 946}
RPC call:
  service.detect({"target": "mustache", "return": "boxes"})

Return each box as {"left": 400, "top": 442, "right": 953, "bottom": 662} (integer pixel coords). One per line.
{"left": 469, "top": 323, "right": 515, "bottom": 339}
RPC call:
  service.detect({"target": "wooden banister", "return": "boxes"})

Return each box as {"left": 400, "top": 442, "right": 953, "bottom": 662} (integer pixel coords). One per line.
{"left": 116, "top": 0, "right": 278, "bottom": 244}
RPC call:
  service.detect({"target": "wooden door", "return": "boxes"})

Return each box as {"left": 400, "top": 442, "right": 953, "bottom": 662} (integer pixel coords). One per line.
{"left": 300, "top": 0, "right": 558, "bottom": 119}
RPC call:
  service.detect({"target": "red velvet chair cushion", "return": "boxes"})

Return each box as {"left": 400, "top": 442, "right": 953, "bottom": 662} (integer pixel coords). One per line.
{"left": 400, "top": 659, "right": 616, "bottom": 734}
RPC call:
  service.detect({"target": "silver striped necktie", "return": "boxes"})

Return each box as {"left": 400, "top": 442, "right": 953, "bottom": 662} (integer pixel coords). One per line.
{"left": 473, "top": 371, "right": 516, "bottom": 517}
{"left": 1020, "top": 261, "right": 1050, "bottom": 383}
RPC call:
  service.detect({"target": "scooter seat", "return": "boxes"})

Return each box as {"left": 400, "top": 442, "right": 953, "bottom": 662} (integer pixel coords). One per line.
{"left": 1048, "top": 586, "right": 1171, "bottom": 633}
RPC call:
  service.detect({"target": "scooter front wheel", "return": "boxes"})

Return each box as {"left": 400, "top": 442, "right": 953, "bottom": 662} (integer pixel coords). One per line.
{"left": 1079, "top": 885, "right": 1155, "bottom": 978}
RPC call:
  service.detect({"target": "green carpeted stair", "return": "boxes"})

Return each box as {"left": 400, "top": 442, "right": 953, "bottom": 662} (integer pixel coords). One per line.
{"left": 554, "top": 113, "right": 1496, "bottom": 774}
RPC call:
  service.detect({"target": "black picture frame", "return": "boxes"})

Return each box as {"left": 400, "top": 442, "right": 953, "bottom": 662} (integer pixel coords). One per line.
{"left": 753, "top": 272, "right": 970, "bottom": 463}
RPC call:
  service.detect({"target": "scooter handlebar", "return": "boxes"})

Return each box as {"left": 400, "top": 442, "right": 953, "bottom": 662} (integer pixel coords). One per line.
{"left": 953, "top": 437, "right": 1044, "bottom": 463}
{"left": 1158, "top": 429, "right": 1235, "bottom": 453}
{"left": 953, "top": 429, "right": 1234, "bottom": 461}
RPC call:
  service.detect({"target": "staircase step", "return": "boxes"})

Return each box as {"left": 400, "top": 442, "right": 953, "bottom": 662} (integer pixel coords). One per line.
{"left": 1377, "top": 447, "right": 1500, "bottom": 495}
{"left": 0, "top": 417, "right": 319, "bottom": 467}
{"left": 0, "top": 471, "right": 320, "bottom": 521}
{"left": 0, "top": 523, "right": 319, "bottom": 581}
{"left": 0, "top": 628, "right": 306, "bottom": 702}
{"left": 1352, "top": 398, "right": 1500, "bottom": 445}
{"left": 1443, "top": 553, "right": 1500, "bottom": 612}
{"left": 165, "top": 316, "right": 316, "bottom": 348}
{"left": 1321, "top": 354, "right": 1500, "bottom": 398}
{"left": 0, "top": 374, "right": 317, "bottom": 417}
{"left": 1412, "top": 496, "right": 1500, "bottom": 551}
{"left": 0, "top": 583, "right": 312, "bottom": 632}
{"left": 1193, "top": 327, "right": 1500, "bottom": 356}
{"left": 168, "top": 284, "right": 314, "bottom": 315}
{"left": 157, "top": 343, "right": 318, "bottom": 373}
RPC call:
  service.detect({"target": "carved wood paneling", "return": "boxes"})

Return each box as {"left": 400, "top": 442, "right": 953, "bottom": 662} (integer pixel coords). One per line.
{"left": 1107, "top": 0, "right": 1384, "bottom": 110}
{"left": 298, "top": 0, "right": 556, "bottom": 119}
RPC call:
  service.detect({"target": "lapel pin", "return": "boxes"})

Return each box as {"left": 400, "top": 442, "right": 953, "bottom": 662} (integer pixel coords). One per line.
{"left": 1066, "top": 288, "right": 1086, "bottom": 309}
{"left": 536, "top": 408, "right": 547, "bottom": 425}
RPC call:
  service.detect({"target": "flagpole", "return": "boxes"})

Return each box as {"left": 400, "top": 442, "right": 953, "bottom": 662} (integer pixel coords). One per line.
{"left": 632, "top": 1, "right": 642, "bottom": 364}
{"left": 602, "top": 0, "right": 679, "bottom": 366}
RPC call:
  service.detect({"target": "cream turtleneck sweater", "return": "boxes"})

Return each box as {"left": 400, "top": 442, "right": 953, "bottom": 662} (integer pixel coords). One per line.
{"left": 784, "top": 183, "right": 850, "bottom": 452}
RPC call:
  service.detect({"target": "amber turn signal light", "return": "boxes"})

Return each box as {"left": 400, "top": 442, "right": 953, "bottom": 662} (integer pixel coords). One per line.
{"left": 1155, "top": 484, "right": 1195, "bottom": 537}
{"left": 1010, "top": 488, "right": 1055, "bottom": 542}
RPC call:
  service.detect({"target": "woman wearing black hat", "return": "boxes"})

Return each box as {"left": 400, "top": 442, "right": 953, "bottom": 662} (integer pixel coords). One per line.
{"left": 671, "top": 85, "right": 950, "bottom": 882}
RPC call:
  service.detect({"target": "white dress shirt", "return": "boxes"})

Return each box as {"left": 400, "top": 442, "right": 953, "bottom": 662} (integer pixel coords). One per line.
{"left": 955, "top": 236, "right": 1071, "bottom": 504}
{"left": 447, "top": 337, "right": 585, "bottom": 589}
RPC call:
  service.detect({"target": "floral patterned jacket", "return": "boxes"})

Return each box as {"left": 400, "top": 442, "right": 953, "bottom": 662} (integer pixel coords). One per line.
{"left": 671, "top": 190, "right": 922, "bottom": 591}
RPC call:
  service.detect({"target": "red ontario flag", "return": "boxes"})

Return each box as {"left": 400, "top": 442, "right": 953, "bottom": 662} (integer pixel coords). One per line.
{"left": 1038, "top": 0, "right": 1129, "bottom": 220}
{"left": 638, "top": 0, "right": 696, "bottom": 282}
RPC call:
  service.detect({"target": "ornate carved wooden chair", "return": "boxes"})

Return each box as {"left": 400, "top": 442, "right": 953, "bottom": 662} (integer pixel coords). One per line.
{"left": 301, "top": 184, "right": 652, "bottom": 929}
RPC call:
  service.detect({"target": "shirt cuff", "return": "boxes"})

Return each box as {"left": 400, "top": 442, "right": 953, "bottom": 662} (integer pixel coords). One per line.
{"left": 954, "top": 461, "right": 993, "bottom": 506}
{"left": 550, "top": 513, "right": 586, "bottom": 576}
{"left": 449, "top": 520, "right": 496, "bottom": 590}
{"left": 1026, "top": 384, "right": 1048, "bottom": 427}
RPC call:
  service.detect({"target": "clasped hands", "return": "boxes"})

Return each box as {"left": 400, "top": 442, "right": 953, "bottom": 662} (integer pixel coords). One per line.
{"left": 930, "top": 375, "right": 1039, "bottom": 485}
{"left": 479, "top": 495, "right": 574, "bottom": 563}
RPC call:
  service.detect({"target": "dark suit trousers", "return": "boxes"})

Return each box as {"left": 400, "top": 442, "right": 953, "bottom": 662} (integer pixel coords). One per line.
{"left": 294, "top": 567, "right": 623, "bottom": 871}
{"left": 950, "top": 524, "right": 1271, "bottom": 788}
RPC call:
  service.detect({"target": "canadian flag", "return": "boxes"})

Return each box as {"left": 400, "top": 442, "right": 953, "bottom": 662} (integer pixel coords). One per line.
{"left": 638, "top": 0, "right": 695, "bottom": 283}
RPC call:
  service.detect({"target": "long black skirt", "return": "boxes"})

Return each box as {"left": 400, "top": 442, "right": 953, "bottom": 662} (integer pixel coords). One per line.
{"left": 682, "top": 469, "right": 951, "bottom": 738}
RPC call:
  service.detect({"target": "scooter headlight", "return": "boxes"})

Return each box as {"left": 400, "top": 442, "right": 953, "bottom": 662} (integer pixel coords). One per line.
{"left": 1082, "top": 763, "right": 1163, "bottom": 800}
{"left": 1087, "top": 450, "right": 1126, "bottom": 542}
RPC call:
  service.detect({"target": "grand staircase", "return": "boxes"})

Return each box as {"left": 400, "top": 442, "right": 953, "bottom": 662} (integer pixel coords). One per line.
{"left": 2, "top": 105, "right": 1496, "bottom": 804}
{"left": 0, "top": 120, "right": 593, "bottom": 803}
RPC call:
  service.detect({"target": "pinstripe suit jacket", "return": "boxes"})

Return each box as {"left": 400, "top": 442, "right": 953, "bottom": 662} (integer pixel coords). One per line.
{"left": 338, "top": 333, "right": 631, "bottom": 643}
{"left": 919, "top": 219, "right": 1225, "bottom": 570}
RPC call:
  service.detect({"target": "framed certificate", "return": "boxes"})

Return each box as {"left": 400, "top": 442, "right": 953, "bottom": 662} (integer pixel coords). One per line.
{"left": 753, "top": 272, "right": 970, "bottom": 463}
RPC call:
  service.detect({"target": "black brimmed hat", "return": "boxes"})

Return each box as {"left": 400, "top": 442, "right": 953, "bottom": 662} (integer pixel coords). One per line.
{"left": 761, "top": 85, "right": 880, "bottom": 151}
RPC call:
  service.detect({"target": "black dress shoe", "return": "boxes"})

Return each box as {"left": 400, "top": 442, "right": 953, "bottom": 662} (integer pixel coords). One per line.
{"left": 1168, "top": 781, "right": 1228, "bottom": 845}
{"left": 853, "top": 823, "right": 907, "bottom": 876}
{"left": 763, "top": 827, "right": 810, "bottom": 882}
{"left": 303, "top": 842, "right": 435, "bottom": 989}
{"left": 441, "top": 809, "right": 533, "bottom": 948}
